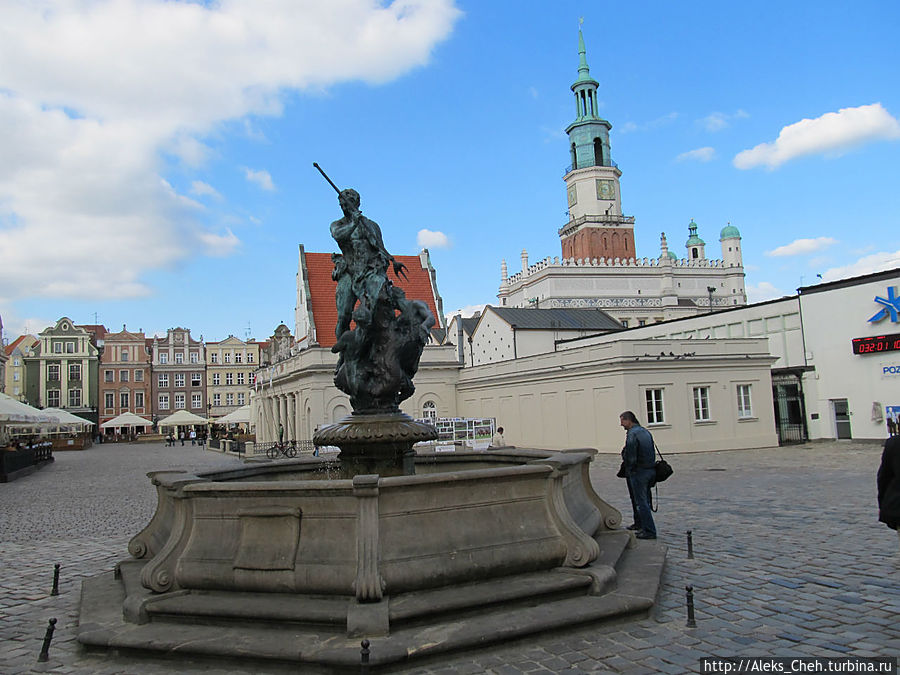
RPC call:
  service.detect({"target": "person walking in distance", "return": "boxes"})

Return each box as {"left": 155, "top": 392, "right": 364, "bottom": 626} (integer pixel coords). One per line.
{"left": 619, "top": 411, "right": 657, "bottom": 540}
{"left": 877, "top": 434, "right": 900, "bottom": 555}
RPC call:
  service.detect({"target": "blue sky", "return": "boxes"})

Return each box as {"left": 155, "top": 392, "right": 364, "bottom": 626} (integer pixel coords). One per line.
{"left": 1, "top": 1, "right": 899, "bottom": 343}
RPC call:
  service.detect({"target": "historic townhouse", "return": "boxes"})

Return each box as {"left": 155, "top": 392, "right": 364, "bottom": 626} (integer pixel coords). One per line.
{"left": 99, "top": 327, "right": 152, "bottom": 428}
{"left": 150, "top": 328, "right": 206, "bottom": 421}
{"left": 205, "top": 335, "right": 260, "bottom": 420}
{"left": 4, "top": 335, "right": 38, "bottom": 401}
{"left": 24, "top": 317, "right": 101, "bottom": 424}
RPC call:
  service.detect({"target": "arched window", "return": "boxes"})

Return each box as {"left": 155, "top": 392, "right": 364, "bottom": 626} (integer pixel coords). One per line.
{"left": 422, "top": 400, "right": 437, "bottom": 422}
{"left": 593, "top": 138, "right": 604, "bottom": 166}
{"left": 570, "top": 142, "right": 577, "bottom": 170}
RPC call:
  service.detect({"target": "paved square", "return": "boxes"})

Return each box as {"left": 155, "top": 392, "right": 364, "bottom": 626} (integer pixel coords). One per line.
{"left": 0, "top": 440, "right": 897, "bottom": 673}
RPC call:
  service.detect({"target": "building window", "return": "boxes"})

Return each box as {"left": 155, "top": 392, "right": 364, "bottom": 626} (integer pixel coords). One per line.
{"left": 174, "top": 373, "right": 185, "bottom": 388}
{"left": 224, "top": 353, "right": 232, "bottom": 363}
{"left": 121, "top": 349, "right": 130, "bottom": 361}
{"left": 68, "top": 388, "right": 82, "bottom": 407}
{"left": 737, "top": 384, "right": 753, "bottom": 418}
{"left": 120, "top": 392, "right": 129, "bottom": 409}
{"left": 159, "top": 353, "right": 168, "bottom": 364}
{"left": 175, "top": 393, "right": 186, "bottom": 409}
{"left": 210, "top": 353, "right": 218, "bottom": 364}
{"left": 105, "top": 392, "right": 114, "bottom": 409}
{"left": 135, "top": 391, "right": 144, "bottom": 408}
{"left": 213, "top": 393, "right": 221, "bottom": 406}
{"left": 48, "top": 390, "right": 60, "bottom": 407}
{"left": 235, "top": 353, "right": 243, "bottom": 363}
{"left": 53, "top": 342, "right": 63, "bottom": 353}
{"left": 158, "top": 373, "right": 169, "bottom": 388}
{"left": 48, "top": 364, "right": 60, "bottom": 381}
{"left": 12, "top": 372, "right": 19, "bottom": 381}
{"left": 237, "top": 372, "right": 245, "bottom": 385}
{"left": 69, "top": 364, "right": 82, "bottom": 380}
{"left": 119, "top": 369, "right": 129, "bottom": 382}
{"left": 422, "top": 400, "right": 437, "bottom": 421}
{"left": 159, "top": 394, "right": 169, "bottom": 410}
{"left": 134, "top": 370, "right": 143, "bottom": 382}
{"left": 621, "top": 320, "right": 629, "bottom": 328}
{"left": 249, "top": 373, "right": 256, "bottom": 386}
{"left": 105, "top": 370, "right": 114, "bottom": 382}
{"left": 237, "top": 393, "right": 245, "bottom": 405}
{"left": 191, "top": 373, "right": 202, "bottom": 387}
{"left": 226, "top": 373, "right": 233, "bottom": 386}
{"left": 190, "top": 352, "right": 198, "bottom": 364}
{"left": 65, "top": 342, "right": 75, "bottom": 353}
{"left": 225, "top": 393, "right": 234, "bottom": 406}
{"left": 191, "top": 393, "right": 202, "bottom": 409}
{"left": 638, "top": 319, "right": 646, "bottom": 327}
{"left": 247, "top": 353, "right": 254, "bottom": 363}
{"left": 213, "top": 373, "right": 220, "bottom": 386}
{"left": 175, "top": 352, "right": 183, "bottom": 364}
{"left": 645, "top": 388, "right": 664, "bottom": 425}
{"left": 693, "top": 387, "right": 710, "bottom": 421}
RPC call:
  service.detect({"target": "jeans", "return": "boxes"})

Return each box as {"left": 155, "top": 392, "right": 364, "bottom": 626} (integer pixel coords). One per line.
{"left": 628, "top": 467, "right": 657, "bottom": 537}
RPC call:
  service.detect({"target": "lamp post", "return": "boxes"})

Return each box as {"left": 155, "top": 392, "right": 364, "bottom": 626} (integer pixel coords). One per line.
{"left": 707, "top": 286, "right": 716, "bottom": 314}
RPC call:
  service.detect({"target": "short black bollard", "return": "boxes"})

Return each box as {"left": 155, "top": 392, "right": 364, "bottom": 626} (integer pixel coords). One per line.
{"left": 685, "top": 585, "right": 697, "bottom": 628}
{"left": 686, "top": 530, "right": 694, "bottom": 559}
{"left": 360, "top": 638, "right": 370, "bottom": 675}
{"left": 50, "top": 564, "right": 60, "bottom": 596}
{"left": 37, "top": 618, "right": 57, "bottom": 662}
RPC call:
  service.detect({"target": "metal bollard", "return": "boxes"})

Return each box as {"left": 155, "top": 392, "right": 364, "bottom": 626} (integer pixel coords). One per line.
{"left": 685, "top": 585, "right": 697, "bottom": 628}
{"left": 50, "top": 564, "right": 60, "bottom": 596}
{"left": 37, "top": 618, "right": 57, "bottom": 662}
{"left": 686, "top": 530, "right": 694, "bottom": 559}
{"left": 360, "top": 638, "right": 370, "bottom": 675}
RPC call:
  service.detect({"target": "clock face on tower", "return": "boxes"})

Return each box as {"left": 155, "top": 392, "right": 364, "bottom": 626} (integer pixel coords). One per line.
{"left": 596, "top": 179, "right": 615, "bottom": 201}
{"left": 567, "top": 185, "right": 577, "bottom": 207}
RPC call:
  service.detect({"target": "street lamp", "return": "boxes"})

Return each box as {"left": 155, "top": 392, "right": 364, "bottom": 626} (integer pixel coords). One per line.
{"left": 707, "top": 286, "right": 716, "bottom": 314}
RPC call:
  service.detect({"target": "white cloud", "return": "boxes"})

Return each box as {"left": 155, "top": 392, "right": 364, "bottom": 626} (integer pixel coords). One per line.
{"left": 746, "top": 281, "right": 789, "bottom": 304}
{"left": 190, "top": 181, "right": 223, "bottom": 200}
{"left": 0, "top": 1, "right": 462, "bottom": 302}
{"left": 734, "top": 103, "right": 900, "bottom": 169}
{"left": 676, "top": 146, "right": 716, "bottom": 162}
{"left": 766, "top": 237, "right": 838, "bottom": 257}
{"left": 618, "top": 112, "right": 678, "bottom": 134}
{"left": 820, "top": 250, "right": 900, "bottom": 282}
{"left": 244, "top": 168, "right": 275, "bottom": 191}
{"left": 448, "top": 304, "right": 486, "bottom": 321}
{"left": 699, "top": 109, "right": 748, "bottom": 132}
{"left": 417, "top": 228, "right": 450, "bottom": 249}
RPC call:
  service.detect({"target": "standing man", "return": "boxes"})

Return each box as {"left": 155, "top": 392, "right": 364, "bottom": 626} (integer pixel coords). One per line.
{"left": 619, "top": 411, "right": 657, "bottom": 540}
{"left": 278, "top": 423, "right": 284, "bottom": 446}
{"left": 877, "top": 434, "right": 900, "bottom": 554}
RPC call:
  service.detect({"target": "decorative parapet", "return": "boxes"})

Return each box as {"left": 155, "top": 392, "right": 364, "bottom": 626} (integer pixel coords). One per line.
{"left": 504, "top": 255, "right": 725, "bottom": 286}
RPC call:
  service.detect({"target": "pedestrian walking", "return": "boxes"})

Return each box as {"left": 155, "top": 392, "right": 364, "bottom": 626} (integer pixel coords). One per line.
{"left": 278, "top": 423, "right": 284, "bottom": 445}
{"left": 887, "top": 416, "right": 896, "bottom": 438}
{"left": 179, "top": 431, "right": 184, "bottom": 446}
{"left": 190, "top": 429, "right": 196, "bottom": 446}
{"left": 877, "top": 434, "right": 900, "bottom": 554}
{"left": 619, "top": 411, "right": 657, "bottom": 539}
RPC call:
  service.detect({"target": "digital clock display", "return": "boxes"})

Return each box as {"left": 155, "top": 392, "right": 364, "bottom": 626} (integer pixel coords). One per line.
{"left": 852, "top": 333, "right": 900, "bottom": 354}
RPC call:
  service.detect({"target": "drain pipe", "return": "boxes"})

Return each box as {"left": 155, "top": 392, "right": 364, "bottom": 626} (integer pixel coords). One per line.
{"left": 455, "top": 314, "right": 464, "bottom": 365}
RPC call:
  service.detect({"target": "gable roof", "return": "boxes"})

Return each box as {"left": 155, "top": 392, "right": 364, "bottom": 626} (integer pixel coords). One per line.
{"left": 303, "top": 252, "right": 442, "bottom": 348}
{"left": 486, "top": 306, "right": 623, "bottom": 331}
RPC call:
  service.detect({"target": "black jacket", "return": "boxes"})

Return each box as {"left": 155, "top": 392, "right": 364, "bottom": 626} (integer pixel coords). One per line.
{"left": 877, "top": 435, "right": 900, "bottom": 530}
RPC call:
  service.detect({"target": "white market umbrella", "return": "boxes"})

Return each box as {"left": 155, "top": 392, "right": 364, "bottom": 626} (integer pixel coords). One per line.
{"left": 157, "top": 410, "right": 209, "bottom": 428}
{"left": 43, "top": 408, "right": 96, "bottom": 427}
{"left": 101, "top": 412, "right": 153, "bottom": 429}
{"left": 216, "top": 404, "right": 252, "bottom": 426}
{"left": 0, "top": 392, "right": 55, "bottom": 423}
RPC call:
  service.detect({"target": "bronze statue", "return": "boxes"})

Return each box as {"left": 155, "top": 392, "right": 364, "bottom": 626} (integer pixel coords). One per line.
{"left": 314, "top": 164, "right": 435, "bottom": 414}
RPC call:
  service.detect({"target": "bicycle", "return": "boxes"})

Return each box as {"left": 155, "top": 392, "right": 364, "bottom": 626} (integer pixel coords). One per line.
{"left": 265, "top": 442, "right": 297, "bottom": 460}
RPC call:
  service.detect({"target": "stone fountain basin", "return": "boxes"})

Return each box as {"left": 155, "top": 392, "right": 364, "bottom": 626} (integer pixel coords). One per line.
{"left": 127, "top": 448, "right": 621, "bottom": 607}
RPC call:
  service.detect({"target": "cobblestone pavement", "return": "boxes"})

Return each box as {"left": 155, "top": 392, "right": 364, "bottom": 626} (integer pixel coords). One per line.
{"left": 1, "top": 440, "right": 897, "bottom": 674}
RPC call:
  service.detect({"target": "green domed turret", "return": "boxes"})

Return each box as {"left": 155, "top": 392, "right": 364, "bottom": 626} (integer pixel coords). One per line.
{"left": 685, "top": 219, "right": 705, "bottom": 247}
{"left": 720, "top": 223, "right": 741, "bottom": 239}
{"left": 667, "top": 250, "right": 678, "bottom": 260}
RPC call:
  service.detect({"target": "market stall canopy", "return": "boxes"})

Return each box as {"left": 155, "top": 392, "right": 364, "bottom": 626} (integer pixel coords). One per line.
{"left": 101, "top": 412, "right": 153, "bottom": 429}
{"left": 0, "top": 393, "right": 55, "bottom": 423}
{"left": 43, "top": 408, "right": 96, "bottom": 427}
{"left": 216, "top": 405, "right": 252, "bottom": 426}
{"left": 157, "top": 410, "right": 208, "bottom": 428}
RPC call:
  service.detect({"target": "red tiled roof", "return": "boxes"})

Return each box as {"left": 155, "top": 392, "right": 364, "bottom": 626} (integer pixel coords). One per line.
{"left": 304, "top": 252, "right": 439, "bottom": 348}
{"left": 5, "top": 335, "right": 35, "bottom": 356}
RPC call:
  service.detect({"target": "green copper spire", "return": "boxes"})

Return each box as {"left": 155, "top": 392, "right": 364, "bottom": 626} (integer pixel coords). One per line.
{"left": 575, "top": 29, "right": 592, "bottom": 84}
{"left": 565, "top": 25, "right": 612, "bottom": 172}
{"left": 685, "top": 219, "right": 705, "bottom": 246}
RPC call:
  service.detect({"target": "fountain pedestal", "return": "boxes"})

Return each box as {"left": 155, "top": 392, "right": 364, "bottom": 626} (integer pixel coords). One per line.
{"left": 313, "top": 411, "right": 437, "bottom": 477}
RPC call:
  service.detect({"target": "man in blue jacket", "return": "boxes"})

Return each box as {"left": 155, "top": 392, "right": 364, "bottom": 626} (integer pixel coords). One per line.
{"left": 620, "top": 411, "right": 657, "bottom": 539}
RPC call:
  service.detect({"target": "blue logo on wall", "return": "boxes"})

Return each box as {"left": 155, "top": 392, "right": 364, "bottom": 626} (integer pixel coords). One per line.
{"left": 869, "top": 286, "right": 900, "bottom": 323}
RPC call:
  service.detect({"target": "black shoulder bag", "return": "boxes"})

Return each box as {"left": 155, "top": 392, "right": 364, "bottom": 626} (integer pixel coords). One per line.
{"left": 654, "top": 444, "right": 673, "bottom": 483}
